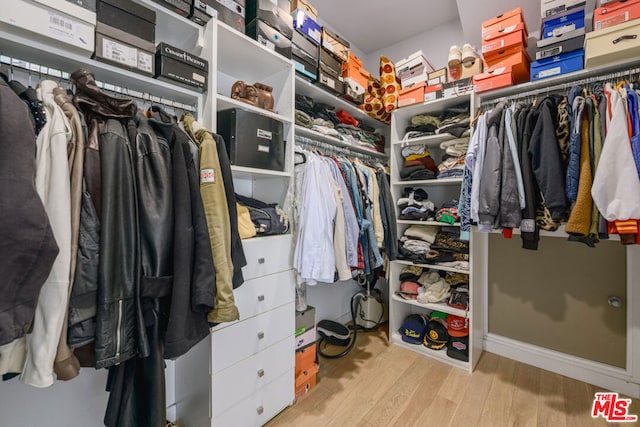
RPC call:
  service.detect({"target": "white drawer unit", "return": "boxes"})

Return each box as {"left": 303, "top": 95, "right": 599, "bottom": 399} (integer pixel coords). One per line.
{"left": 212, "top": 370, "right": 295, "bottom": 427}
{"left": 212, "top": 302, "right": 295, "bottom": 374}
{"left": 212, "top": 336, "right": 294, "bottom": 417}
{"left": 242, "top": 235, "right": 294, "bottom": 280}
{"left": 235, "top": 270, "right": 295, "bottom": 321}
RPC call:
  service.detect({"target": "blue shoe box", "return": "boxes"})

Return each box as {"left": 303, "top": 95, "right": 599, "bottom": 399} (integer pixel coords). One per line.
{"left": 542, "top": 8, "right": 584, "bottom": 39}
{"left": 530, "top": 48, "right": 584, "bottom": 81}
{"left": 292, "top": 8, "right": 321, "bottom": 45}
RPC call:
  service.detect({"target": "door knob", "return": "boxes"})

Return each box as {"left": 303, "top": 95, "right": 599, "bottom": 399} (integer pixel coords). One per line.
{"left": 608, "top": 295, "right": 623, "bottom": 308}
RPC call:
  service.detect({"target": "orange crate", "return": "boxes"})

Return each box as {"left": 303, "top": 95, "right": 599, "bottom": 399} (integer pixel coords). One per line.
{"left": 295, "top": 343, "right": 317, "bottom": 376}
{"left": 295, "top": 362, "right": 319, "bottom": 399}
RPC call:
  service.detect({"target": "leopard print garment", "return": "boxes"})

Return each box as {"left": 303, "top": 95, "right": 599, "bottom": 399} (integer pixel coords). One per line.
{"left": 556, "top": 96, "right": 570, "bottom": 166}
{"left": 535, "top": 198, "right": 561, "bottom": 231}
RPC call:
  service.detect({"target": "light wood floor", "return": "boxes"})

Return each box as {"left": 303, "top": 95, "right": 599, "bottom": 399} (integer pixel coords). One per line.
{"left": 267, "top": 325, "right": 640, "bottom": 427}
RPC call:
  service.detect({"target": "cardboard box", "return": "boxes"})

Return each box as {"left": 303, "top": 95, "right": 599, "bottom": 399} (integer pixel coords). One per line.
{"left": 342, "top": 64, "right": 369, "bottom": 89}
{"left": 343, "top": 78, "right": 364, "bottom": 104}
{"left": 217, "top": 108, "right": 286, "bottom": 171}
{"left": 586, "top": 18, "right": 640, "bottom": 67}
{"left": 442, "top": 77, "right": 473, "bottom": 97}
{"left": 65, "top": 0, "right": 96, "bottom": 11}
{"left": 448, "top": 58, "right": 484, "bottom": 81}
{"left": 291, "top": 0, "right": 317, "bottom": 19}
{"left": 530, "top": 48, "right": 584, "bottom": 80}
{"left": 295, "top": 362, "right": 318, "bottom": 399}
{"left": 155, "top": 42, "right": 208, "bottom": 90}
{"left": 295, "top": 325, "right": 316, "bottom": 349}
{"left": 482, "top": 7, "right": 527, "bottom": 34}
{"left": 295, "top": 343, "right": 317, "bottom": 376}
{"left": 97, "top": 0, "right": 156, "bottom": 44}
{"left": 246, "top": 0, "right": 293, "bottom": 39}
{"left": 428, "top": 68, "right": 448, "bottom": 85}
{"left": 246, "top": 19, "right": 292, "bottom": 59}
{"left": 316, "top": 68, "right": 345, "bottom": 96}
{"left": 481, "top": 22, "right": 528, "bottom": 57}
{"left": 151, "top": 0, "right": 191, "bottom": 18}
{"left": 541, "top": 0, "right": 591, "bottom": 17}
{"left": 295, "top": 306, "right": 315, "bottom": 335}
{"left": 322, "top": 27, "right": 350, "bottom": 62}
{"left": 473, "top": 66, "right": 515, "bottom": 93}
{"left": 35, "top": 0, "right": 96, "bottom": 23}
{"left": 94, "top": 32, "right": 154, "bottom": 76}
{"left": 400, "top": 71, "right": 428, "bottom": 89}
{"left": 0, "top": 0, "right": 95, "bottom": 55}
{"left": 344, "top": 50, "right": 363, "bottom": 69}
{"left": 485, "top": 46, "right": 531, "bottom": 83}
{"left": 292, "top": 29, "right": 318, "bottom": 65}
{"left": 398, "top": 82, "right": 426, "bottom": 107}
{"left": 594, "top": 0, "right": 640, "bottom": 30}
{"left": 542, "top": 8, "right": 585, "bottom": 39}
{"left": 293, "top": 54, "right": 318, "bottom": 81}
{"left": 319, "top": 47, "right": 342, "bottom": 79}
{"left": 424, "top": 83, "right": 443, "bottom": 102}
{"left": 292, "top": 8, "right": 321, "bottom": 44}
{"left": 536, "top": 30, "right": 585, "bottom": 60}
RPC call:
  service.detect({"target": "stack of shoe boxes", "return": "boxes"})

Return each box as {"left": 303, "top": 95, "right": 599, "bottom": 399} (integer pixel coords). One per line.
{"left": 474, "top": 7, "right": 529, "bottom": 93}
{"left": 94, "top": 0, "right": 156, "bottom": 76}
{"left": 295, "top": 306, "right": 318, "bottom": 399}
{"left": 531, "top": 0, "right": 596, "bottom": 81}
{"left": 342, "top": 51, "right": 369, "bottom": 104}
{"left": 318, "top": 27, "right": 349, "bottom": 96}
{"left": 291, "top": 2, "right": 321, "bottom": 81}
{"left": 151, "top": 0, "right": 190, "bottom": 19}
{"left": 586, "top": 0, "right": 640, "bottom": 67}
{"left": 246, "top": 0, "right": 293, "bottom": 59}
{"left": 189, "top": 0, "right": 246, "bottom": 31}
{"left": 0, "top": 0, "right": 96, "bottom": 57}
{"left": 396, "top": 51, "right": 436, "bottom": 107}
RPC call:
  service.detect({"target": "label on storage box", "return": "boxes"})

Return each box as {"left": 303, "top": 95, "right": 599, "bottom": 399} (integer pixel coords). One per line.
{"left": 482, "top": 39, "right": 504, "bottom": 54}
{"left": 309, "top": 28, "right": 321, "bottom": 43}
{"left": 103, "top": 38, "right": 138, "bottom": 68}
{"left": 257, "top": 129, "right": 273, "bottom": 140}
{"left": 538, "top": 66, "right": 561, "bottom": 78}
{"left": 138, "top": 51, "right": 153, "bottom": 73}
{"left": 192, "top": 72, "right": 205, "bottom": 84}
{"left": 595, "top": 11, "right": 630, "bottom": 30}
{"left": 47, "top": 11, "right": 75, "bottom": 42}
{"left": 258, "top": 35, "right": 276, "bottom": 51}
{"left": 322, "top": 76, "right": 336, "bottom": 89}
{"left": 257, "top": 145, "right": 270, "bottom": 153}
{"left": 551, "top": 23, "right": 576, "bottom": 37}
{"left": 538, "top": 46, "right": 562, "bottom": 60}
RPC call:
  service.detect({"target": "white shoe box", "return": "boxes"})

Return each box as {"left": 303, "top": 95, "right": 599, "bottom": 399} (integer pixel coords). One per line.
{"left": 396, "top": 50, "right": 435, "bottom": 87}
{"left": 0, "top": 0, "right": 95, "bottom": 55}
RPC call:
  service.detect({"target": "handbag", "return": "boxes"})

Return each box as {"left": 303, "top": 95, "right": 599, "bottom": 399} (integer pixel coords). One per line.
{"left": 235, "top": 194, "right": 289, "bottom": 236}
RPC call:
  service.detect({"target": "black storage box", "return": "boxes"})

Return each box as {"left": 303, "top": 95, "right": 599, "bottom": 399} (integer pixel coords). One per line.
{"left": 97, "top": 0, "right": 156, "bottom": 44}
{"left": 293, "top": 53, "right": 318, "bottom": 81}
{"left": 245, "top": 0, "right": 293, "bottom": 39}
{"left": 319, "top": 47, "right": 342, "bottom": 79}
{"left": 66, "top": 0, "right": 96, "bottom": 11}
{"left": 96, "top": 21, "right": 154, "bottom": 54}
{"left": 246, "top": 19, "right": 292, "bottom": 59}
{"left": 292, "top": 29, "right": 317, "bottom": 65}
{"left": 190, "top": 0, "right": 245, "bottom": 32}
{"left": 217, "top": 108, "right": 285, "bottom": 171}
{"left": 151, "top": 0, "right": 191, "bottom": 17}
{"left": 316, "top": 68, "right": 344, "bottom": 96}
{"left": 155, "top": 43, "right": 209, "bottom": 91}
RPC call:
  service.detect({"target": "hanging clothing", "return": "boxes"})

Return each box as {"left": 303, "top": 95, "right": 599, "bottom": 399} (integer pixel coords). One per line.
{"left": 460, "top": 112, "right": 487, "bottom": 240}
{"left": 477, "top": 101, "right": 505, "bottom": 231}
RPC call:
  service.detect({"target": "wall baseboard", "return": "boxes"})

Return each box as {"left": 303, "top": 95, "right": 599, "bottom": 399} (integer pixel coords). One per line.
{"left": 485, "top": 333, "right": 640, "bottom": 399}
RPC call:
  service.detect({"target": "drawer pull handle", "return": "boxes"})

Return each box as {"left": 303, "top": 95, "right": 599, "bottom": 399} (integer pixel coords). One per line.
{"left": 613, "top": 34, "right": 637, "bottom": 44}
{"left": 257, "top": 294, "right": 265, "bottom": 302}
{"left": 258, "top": 258, "right": 265, "bottom": 264}
{"left": 257, "top": 406, "right": 264, "bottom": 415}
{"left": 257, "top": 369, "right": 265, "bottom": 377}
{"left": 257, "top": 332, "right": 265, "bottom": 339}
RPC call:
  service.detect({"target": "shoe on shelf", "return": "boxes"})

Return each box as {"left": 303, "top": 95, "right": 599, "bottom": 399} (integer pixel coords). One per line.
{"left": 448, "top": 45, "right": 462, "bottom": 68}
{"left": 461, "top": 43, "right": 481, "bottom": 64}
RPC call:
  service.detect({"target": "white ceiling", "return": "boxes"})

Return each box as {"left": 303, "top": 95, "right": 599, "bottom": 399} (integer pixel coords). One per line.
{"left": 313, "top": 0, "right": 460, "bottom": 54}
{"left": 314, "top": 0, "right": 543, "bottom": 55}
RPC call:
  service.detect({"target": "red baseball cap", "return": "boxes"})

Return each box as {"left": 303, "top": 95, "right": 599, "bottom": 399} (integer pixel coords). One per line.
{"left": 446, "top": 314, "right": 469, "bottom": 337}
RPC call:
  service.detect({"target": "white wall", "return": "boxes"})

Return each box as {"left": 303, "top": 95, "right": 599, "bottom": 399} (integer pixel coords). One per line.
{"left": 306, "top": 279, "right": 362, "bottom": 324}
{"left": 362, "top": 19, "right": 465, "bottom": 76}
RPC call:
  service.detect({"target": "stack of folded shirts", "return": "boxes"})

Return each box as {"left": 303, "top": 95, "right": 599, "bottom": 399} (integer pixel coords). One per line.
{"left": 403, "top": 114, "right": 440, "bottom": 139}
{"left": 436, "top": 156, "right": 465, "bottom": 179}
{"left": 397, "top": 187, "right": 436, "bottom": 221}
{"left": 397, "top": 224, "right": 439, "bottom": 262}
{"left": 401, "top": 103, "right": 471, "bottom": 141}
{"left": 400, "top": 144, "right": 439, "bottom": 181}
{"left": 435, "top": 200, "right": 460, "bottom": 224}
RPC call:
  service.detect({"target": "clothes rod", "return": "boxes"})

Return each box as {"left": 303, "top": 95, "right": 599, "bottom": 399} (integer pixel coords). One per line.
{"left": 294, "top": 134, "right": 387, "bottom": 163}
{"left": 0, "top": 54, "right": 197, "bottom": 113}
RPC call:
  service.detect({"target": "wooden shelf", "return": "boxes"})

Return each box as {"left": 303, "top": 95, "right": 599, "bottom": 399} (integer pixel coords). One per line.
{"left": 391, "top": 294, "right": 468, "bottom": 318}
{"left": 389, "top": 332, "right": 469, "bottom": 370}
{"left": 392, "top": 177, "right": 463, "bottom": 186}
{"left": 217, "top": 95, "right": 292, "bottom": 123}
{"left": 397, "top": 220, "right": 460, "bottom": 227}
{"left": 394, "top": 259, "right": 469, "bottom": 275}
{"left": 294, "top": 125, "right": 389, "bottom": 159}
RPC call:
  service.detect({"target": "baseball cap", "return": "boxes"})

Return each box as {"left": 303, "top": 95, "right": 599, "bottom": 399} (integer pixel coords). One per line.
{"left": 447, "top": 335, "right": 469, "bottom": 362}
{"left": 399, "top": 314, "right": 428, "bottom": 345}
{"left": 446, "top": 314, "right": 469, "bottom": 337}
{"left": 424, "top": 318, "right": 449, "bottom": 350}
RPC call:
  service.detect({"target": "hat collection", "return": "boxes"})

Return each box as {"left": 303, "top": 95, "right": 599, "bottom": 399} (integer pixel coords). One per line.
{"left": 399, "top": 311, "right": 469, "bottom": 362}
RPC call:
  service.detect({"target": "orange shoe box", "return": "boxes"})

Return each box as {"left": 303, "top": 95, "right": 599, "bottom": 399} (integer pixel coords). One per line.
{"left": 398, "top": 82, "right": 426, "bottom": 107}
{"left": 343, "top": 50, "right": 363, "bottom": 69}
{"left": 594, "top": 0, "right": 640, "bottom": 31}
{"left": 342, "top": 64, "right": 369, "bottom": 88}
{"left": 482, "top": 8, "right": 528, "bottom": 41}
{"left": 295, "top": 362, "right": 319, "bottom": 399}
{"left": 295, "top": 343, "right": 317, "bottom": 376}
{"left": 481, "top": 22, "right": 528, "bottom": 57}
{"left": 473, "top": 66, "right": 515, "bottom": 93}
{"left": 484, "top": 46, "right": 531, "bottom": 83}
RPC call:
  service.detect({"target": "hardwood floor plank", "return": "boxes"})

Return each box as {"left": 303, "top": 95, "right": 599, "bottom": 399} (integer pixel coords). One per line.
{"left": 507, "top": 362, "right": 540, "bottom": 427}
{"left": 477, "top": 355, "right": 516, "bottom": 427}
{"left": 563, "top": 376, "right": 602, "bottom": 427}
{"left": 537, "top": 368, "right": 567, "bottom": 427}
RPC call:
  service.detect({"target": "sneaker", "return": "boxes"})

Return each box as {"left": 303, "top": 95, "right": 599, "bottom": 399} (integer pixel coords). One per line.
{"left": 448, "top": 45, "right": 462, "bottom": 68}
{"left": 461, "top": 43, "right": 480, "bottom": 64}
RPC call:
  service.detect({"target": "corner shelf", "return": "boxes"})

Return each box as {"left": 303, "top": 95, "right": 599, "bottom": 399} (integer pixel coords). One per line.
{"left": 294, "top": 125, "right": 388, "bottom": 159}
{"left": 394, "top": 259, "right": 469, "bottom": 275}
{"left": 389, "top": 332, "right": 469, "bottom": 370}
{"left": 390, "top": 294, "right": 468, "bottom": 318}
{"left": 217, "top": 95, "right": 292, "bottom": 124}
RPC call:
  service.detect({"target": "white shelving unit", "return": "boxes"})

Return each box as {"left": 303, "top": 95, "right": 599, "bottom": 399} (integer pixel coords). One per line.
{"left": 389, "top": 92, "right": 482, "bottom": 373}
